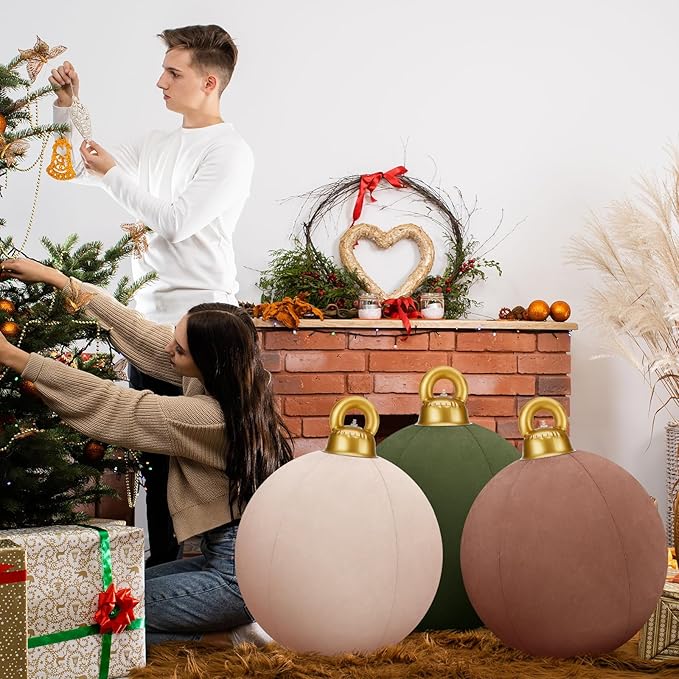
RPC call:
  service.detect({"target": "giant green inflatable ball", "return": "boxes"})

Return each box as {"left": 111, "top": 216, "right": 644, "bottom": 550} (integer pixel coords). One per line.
{"left": 377, "top": 366, "right": 519, "bottom": 631}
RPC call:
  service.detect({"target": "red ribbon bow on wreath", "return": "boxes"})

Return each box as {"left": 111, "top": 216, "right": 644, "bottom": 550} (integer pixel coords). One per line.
{"left": 94, "top": 582, "right": 140, "bottom": 634}
{"left": 352, "top": 166, "right": 408, "bottom": 223}
{"left": 382, "top": 296, "right": 421, "bottom": 335}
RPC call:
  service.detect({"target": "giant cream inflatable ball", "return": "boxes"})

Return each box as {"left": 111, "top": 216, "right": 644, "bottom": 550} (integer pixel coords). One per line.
{"left": 235, "top": 396, "right": 443, "bottom": 654}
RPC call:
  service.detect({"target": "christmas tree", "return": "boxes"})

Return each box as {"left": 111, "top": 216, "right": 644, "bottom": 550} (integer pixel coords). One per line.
{"left": 0, "top": 38, "right": 152, "bottom": 529}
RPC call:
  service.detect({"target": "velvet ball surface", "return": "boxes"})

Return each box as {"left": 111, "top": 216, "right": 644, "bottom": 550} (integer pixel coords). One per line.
{"left": 236, "top": 450, "right": 443, "bottom": 654}
{"left": 460, "top": 451, "right": 666, "bottom": 657}
{"left": 378, "top": 423, "right": 519, "bottom": 630}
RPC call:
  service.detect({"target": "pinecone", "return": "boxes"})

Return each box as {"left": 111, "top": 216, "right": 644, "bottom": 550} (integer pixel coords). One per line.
{"left": 511, "top": 305, "right": 527, "bottom": 320}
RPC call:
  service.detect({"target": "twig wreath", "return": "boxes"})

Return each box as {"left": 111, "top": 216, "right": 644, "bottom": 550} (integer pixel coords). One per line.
{"left": 257, "top": 166, "right": 502, "bottom": 319}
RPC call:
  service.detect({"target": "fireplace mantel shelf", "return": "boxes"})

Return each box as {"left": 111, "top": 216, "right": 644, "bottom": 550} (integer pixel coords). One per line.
{"left": 254, "top": 319, "right": 578, "bottom": 331}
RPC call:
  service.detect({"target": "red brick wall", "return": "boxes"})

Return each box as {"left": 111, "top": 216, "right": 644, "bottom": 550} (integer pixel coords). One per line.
{"left": 260, "top": 329, "right": 571, "bottom": 455}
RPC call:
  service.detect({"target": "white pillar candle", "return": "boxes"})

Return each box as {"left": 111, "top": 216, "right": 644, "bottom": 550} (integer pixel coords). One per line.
{"left": 422, "top": 305, "right": 444, "bottom": 319}
{"left": 358, "top": 308, "right": 382, "bottom": 320}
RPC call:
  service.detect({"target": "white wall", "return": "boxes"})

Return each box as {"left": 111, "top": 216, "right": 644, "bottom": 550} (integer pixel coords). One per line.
{"left": 4, "top": 1, "right": 677, "bottom": 520}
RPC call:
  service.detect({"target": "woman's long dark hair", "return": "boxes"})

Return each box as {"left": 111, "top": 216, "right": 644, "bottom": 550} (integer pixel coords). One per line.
{"left": 186, "top": 303, "right": 293, "bottom": 514}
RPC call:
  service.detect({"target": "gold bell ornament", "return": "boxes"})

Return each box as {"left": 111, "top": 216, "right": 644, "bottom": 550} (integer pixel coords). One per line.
{"left": 46, "top": 137, "right": 76, "bottom": 180}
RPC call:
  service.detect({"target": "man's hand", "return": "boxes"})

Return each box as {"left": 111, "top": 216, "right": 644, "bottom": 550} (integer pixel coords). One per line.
{"left": 80, "top": 141, "right": 117, "bottom": 177}
{"left": 0, "top": 259, "right": 68, "bottom": 289}
{"left": 49, "top": 61, "right": 79, "bottom": 108}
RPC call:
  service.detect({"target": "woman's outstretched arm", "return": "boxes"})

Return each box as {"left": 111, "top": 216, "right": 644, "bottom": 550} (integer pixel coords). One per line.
{"left": 0, "top": 258, "right": 181, "bottom": 385}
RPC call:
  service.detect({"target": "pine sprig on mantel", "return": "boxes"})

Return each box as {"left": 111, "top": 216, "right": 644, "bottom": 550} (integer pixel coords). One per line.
{"left": 258, "top": 239, "right": 364, "bottom": 310}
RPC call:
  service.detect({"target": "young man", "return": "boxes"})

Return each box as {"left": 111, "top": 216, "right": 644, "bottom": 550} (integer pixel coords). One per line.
{"left": 49, "top": 25, "right": 255, "bottom": 567}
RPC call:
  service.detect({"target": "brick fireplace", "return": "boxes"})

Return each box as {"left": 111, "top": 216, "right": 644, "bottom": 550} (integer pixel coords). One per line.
{"left": 255, "top": 318, "right": 575, "bottom": 454}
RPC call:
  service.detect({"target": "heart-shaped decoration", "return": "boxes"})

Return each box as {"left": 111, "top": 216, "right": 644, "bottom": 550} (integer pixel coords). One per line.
{"left": 339, "top": 223, "right": 435, "bottom": 300}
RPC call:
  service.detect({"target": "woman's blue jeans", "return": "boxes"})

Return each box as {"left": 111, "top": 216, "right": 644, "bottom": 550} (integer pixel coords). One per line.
{"left": 145, "top": 522, "right": 252, "bottom": 645}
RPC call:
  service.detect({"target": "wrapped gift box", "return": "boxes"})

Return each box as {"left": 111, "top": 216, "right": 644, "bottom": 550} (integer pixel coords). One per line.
{"left": 638, "top": 566, "right": 679, "bottom": 660}
{"left": 0, "top": 521, "right": 145, "bottom": 678}
{"left": 0, "top": 539, "right": 27, "bottom": 679}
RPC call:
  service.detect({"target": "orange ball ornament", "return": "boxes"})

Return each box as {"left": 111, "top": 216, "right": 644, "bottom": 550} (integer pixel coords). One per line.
{"left": 19, "top": 380, "right": 40, "bottom": 399}
{"left": 83, "top": 440, "right": 106, "bottom": 463}
{"left": 0, "top": 113, "right": 6, "bottom": 135}
{"left": 526, "top": 300, "right": 550, "bottom": 321}
{"left": 0, "top": 320, "right": 20, "bottom": 337}
{"left": 0, "top": 299, "right": 16, "bottom": 314}
{"left": 550, "top": 300, "right": 571, "bottom": 322}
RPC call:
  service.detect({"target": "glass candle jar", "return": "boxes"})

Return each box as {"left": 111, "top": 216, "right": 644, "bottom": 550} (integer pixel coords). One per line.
{"left": 358, "top": 293, "right": 382, "bottom": 320}
{"left": 420, "top": 292, "right": 445, "bottom": 320}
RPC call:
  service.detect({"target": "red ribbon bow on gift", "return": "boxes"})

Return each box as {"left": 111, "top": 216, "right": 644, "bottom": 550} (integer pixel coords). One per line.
{"left": 352, "top": 166, "right": 407, "bottom": 223}
{"left": 382, "top": 296, "right": 421, "bottom": 335}
{"left": 94, "top": 582, "right": 140, "bottom": 634}
{"left": 0, "top": 562, "right": 27, "bottom": 584}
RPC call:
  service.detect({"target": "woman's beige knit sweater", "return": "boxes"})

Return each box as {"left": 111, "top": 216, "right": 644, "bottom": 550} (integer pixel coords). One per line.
{"left": 20, "top": 278, "right": 236, "bottom": 542}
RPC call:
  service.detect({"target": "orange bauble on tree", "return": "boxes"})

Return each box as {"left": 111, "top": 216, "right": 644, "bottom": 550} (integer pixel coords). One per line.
{"left": 550, "top": 300, "right": 571, "bottom": 321}
{"left": 526, "top": 299, "right": 550, "bottom": 321}
{"left": 0, "top": 320, "right": 20, "bottom": 337}
{"left": 83, "top": 440, "right": 106, "bottom": 463}
{"left": 0, "top": 113, "right": 6, "bottom": 135}
{"left": 0, "top": 298, "right": 16, "bottom": 314}
{"left": 19, "top": 380, "right": 40, "bottom": 399}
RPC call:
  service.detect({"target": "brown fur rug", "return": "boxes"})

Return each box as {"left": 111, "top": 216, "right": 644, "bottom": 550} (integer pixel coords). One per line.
{"left": 129, "top": 629, "right": 679, "bottom": 678}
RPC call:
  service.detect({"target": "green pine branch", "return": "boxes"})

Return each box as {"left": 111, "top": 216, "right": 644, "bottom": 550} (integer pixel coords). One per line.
{"left": 115, "top": 271, "right": 156, "bottom": 305}
{"left": 0, "top": 64, "right": 23, "bottom": 89}
{"left": 5, "top": 55, "right": 25, "bottom": 74}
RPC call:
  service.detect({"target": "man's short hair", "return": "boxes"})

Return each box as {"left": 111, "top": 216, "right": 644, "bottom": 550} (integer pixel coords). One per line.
{"left": 158, "top": 24, "right": 238, "bottom": 95}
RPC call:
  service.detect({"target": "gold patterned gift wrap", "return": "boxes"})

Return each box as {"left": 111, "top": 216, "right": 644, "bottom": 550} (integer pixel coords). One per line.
{"left": 639, "top": 567, "right": 679, "bottom": 660}
{"left": 0, "top": 521, "right": 145, "bottom": 678}
{"left": 0, "top": 539, "right": 27, "bottom": 679}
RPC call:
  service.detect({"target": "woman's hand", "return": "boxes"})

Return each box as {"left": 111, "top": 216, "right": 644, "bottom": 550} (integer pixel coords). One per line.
{"left": 0, "top": 326, "right": 10, "bottom": 355}
{"left": 0, "top": 327, "right": 29, "bottom": 372}
{"left": 0, "top": 259, "right": 69, "bottom": 289}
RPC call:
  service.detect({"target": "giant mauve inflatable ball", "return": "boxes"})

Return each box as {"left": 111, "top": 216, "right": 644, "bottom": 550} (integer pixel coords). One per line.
{"left": 460, "top": 397, "right": 666, "bottom": 657}
{"left": 236, "top": 396, "right": 443, "bottom": 654}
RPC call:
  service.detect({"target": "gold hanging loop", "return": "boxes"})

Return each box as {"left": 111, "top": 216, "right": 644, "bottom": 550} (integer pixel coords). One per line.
{"left": 519, "top": 397, "right": 574, "bottom": 460}
{"left": 417, "top": 366, "right": 471, "bottom": 426}
{"left": 325, "top": 396, "right": 380, "bottom": 458}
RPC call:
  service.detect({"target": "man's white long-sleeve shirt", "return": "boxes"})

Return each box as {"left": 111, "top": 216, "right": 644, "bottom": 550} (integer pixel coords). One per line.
{"left": 54, "top": 105, "right": 254, "bottom": 324}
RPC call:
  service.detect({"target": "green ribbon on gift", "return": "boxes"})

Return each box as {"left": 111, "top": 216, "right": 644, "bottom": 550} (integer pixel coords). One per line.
{"left": 27, "top": 525, "right": 144, "bottom": 679}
